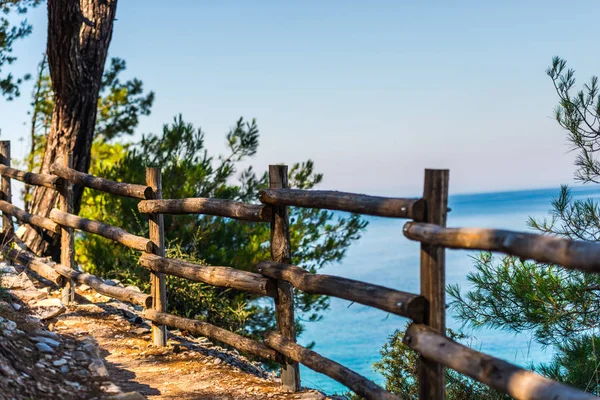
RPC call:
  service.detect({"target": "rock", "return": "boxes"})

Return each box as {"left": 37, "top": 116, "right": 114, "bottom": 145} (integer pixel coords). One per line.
{"left": 0, "top": 265, "right": 17, "bottom": 274}
{"left": 60, "top": 365, "right": 69, "bottom": 374}
{"left": 53, "top": 359, "right": 67, "bottom": 367}
{"left": 88, "top": 359, "right": 109, "bottom": 377}
{"left": 32, "top": 329, "right": 61, "bottom": 340}
{"left": 0, "top": 363, "right": 16, "bottom": 377}
{"left": 31, "top": 336, "right": 61, "bottom": 348}
{"left": 38, "top": 306, "right": 67, "bottom": 321}
{"left": 1, "top": 272, "right": 35, "bottom": 290}
{"left": 11, "top": 290, "right": 48, "bottom": 301}
{"left": 35, "top": 342, "right": 54, "bottom": 353}
{"left": 64, "top": 381, "right": 82, "bottom": 390}
{"left": 107, "top": 392, "right": 146, "bottom": 400}
{"left": 73, "top": 351, "right": 89, "bottom": 362}
{"left": 11, "top": 303, "right": 21, "bottom": 311}
{"left": 296, "top": 391, "right": 329, "bottom": 399}
{"left": 74, "top": 369, "right": 90, "bottom": 378}
{"left": 81, "top": 340, "right": 100, "bottom": 358}
{"left": 101, "top": 382, "right": 123, "bottom": 394}
{"left": 128, "top": 316, "right": 143, "bottom": 324}
{"left": 31, "top": 298, "right": 67, "bottom": 320}
{"left": 131, "top": 327, "right": 150, "bottom": 335}
{"left": 213, "top": 357, "right": 222, "bottom": 365}
{"left": 35, "top": 298, "right": 64, "bottom": 308}
{"left": 1, "top": 319, "right": 17, "bottom": 332}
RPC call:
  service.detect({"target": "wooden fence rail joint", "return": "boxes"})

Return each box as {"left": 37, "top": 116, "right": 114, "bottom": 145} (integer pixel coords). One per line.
{"left": 404, "top": 323, "right": 598, "bottom": 400}
{"left": 404, "top": 221, "right": 600, "bottom": 274}
{"left": 143, "top": 309, "right": 282, "bottom": 362}
{"left": 2, "top": 245, "right": 63, "bottom": 285}
{"left": 137, "top": 198, "right": 271, "bottom": 222}
{"left": 0, "top": 164, "right": 63, "bottom": 190}
{"left": 139, "top": 253, "right": 275, "bottom": 297}
{"left": 264, "top": 331, "right": 401, "bottom": 400}
{"left": 50, "top": 161, "right": 152, "bottom": 200}
{"left": 53, "top": 263, "right": 152, "bottom": 308}
{"left": 0, "top": 200, "right": 61, "bottom": 234}
{"left": 259, "top": 188, "right": 425, "bottom": 219}
{"left": 49, "top": 209, "right": 154, "bottom": 253}
{"left": 256, "top": 260, "right": 427, "bottom": 322}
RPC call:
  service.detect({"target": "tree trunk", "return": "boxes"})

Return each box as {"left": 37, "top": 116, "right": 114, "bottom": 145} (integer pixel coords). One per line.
{"left": 20, "top": 0, "right": 117, "bottom": 257}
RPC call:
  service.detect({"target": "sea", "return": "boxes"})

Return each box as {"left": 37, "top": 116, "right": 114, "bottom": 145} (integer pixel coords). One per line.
{"left": 296, "top": 185, "right": 600, "bottom": 395}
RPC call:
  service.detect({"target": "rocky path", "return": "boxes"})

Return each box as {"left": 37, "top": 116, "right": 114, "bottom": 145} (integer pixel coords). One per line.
{"left": 1, "top": 261, "right": 341, "bottom": 399}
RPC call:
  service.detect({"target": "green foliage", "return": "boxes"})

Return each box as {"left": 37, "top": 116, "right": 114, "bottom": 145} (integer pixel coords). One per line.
{"left": 26, "top": 56, "right": 154, "bottom": 168}
{"left": 547, "top": 57, "right": 600, "bottom": 184}
{"left": 24, "top": 54, "right": 154, "bottom": 210}
{"left": 537, "top": 335, "right": 600, "bottom": 394}
{"left": 24, "top": 43, "right": 365, "bottom": 363}
{"left": 0, "top": 0, "right": 40, "bottom": 100}
{"left": 448, "top": 252, "right": 600, "bottom": 347}
{"left": 528, "top": 185, "right": 600, "bottom": 241}
{"left": 76, "top": 115, "right": 367, "bottom": 340}
{"left": 374, "top": 57, "right": 600, "bottom": 397}
{"left": 371, "top": 326, "right": 508, "bottom": 399}
{"left": 446, "top": 57, "right": 600, "bottom": 395}
{"left": 97, "top": 58, "right": 154, "bottom": 141}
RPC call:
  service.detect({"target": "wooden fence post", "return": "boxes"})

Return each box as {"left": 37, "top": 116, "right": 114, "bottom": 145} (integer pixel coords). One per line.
{"left": 146, "top": 167, "right": 167, "bottom": 347}
{"left": 59, "top": 154, "right": 75, "bottom": 304}
{"left": 269, "top": 165, "right": 300, "bottom": 392}
{"left": 418, "top": 169, "right": 449, "bottom": 400}
{"left": 0, "top": 141, "right": 13, "bottom": 241}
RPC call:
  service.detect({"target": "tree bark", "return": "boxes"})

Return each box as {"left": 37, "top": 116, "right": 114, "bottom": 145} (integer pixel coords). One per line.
{"left": 20, "top": 0, "right": 118, "bottom": 257}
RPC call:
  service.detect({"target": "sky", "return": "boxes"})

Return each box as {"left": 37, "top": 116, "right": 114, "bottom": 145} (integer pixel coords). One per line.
{"left": 1, "top": 1, "right": 600, "bottom": 197}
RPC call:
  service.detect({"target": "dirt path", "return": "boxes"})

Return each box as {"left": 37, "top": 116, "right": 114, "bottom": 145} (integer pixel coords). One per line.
{"left": 50, "top": 288, "right": 334, "bottom": 399}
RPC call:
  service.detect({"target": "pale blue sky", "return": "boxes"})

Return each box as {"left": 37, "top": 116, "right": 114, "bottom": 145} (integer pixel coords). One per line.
{"left": 2, "top": 1, "right": 599, "bottom": 196}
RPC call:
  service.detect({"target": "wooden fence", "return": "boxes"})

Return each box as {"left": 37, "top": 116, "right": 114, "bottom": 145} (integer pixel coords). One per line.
{"left": 0, "top": 140, "right": 597, "bottom": 400}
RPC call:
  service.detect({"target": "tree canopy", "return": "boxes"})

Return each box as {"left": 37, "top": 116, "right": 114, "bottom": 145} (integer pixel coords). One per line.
{"left": 25, "top": 51, "right": 367, "bottom": 347}
{"left": 447, "top": 57, "right": 600, "bottom": 394}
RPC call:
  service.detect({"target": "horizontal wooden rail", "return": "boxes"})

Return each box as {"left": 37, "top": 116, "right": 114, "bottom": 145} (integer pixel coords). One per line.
{"left": 0, "top": 164, "right": 61, "bottom": 190}
{"left": 52, "top": 263, "right": 152, "bottom": 308}
{"left": 264, "top": 332, "right": 400, "bottom": 400}
{"left": 139, "top": 254, "right": 274, "bottom": 297}
{"left": 0, "top": 200, "right": 60, "bottom": 233}
{"left": 2, "top": 246, "right": 63, "bottom": 285}
{"left": 404, "top": 222, "right": 600, "bottom": 274}
{"left": 143, "top": 309, "right": 281, "bottom": 362}
{"left": 259, "top": 188, "right": 425, "bottom": 219}
{"left": 404, "top": 323, "right": 597, "bottom": 400}
{"left": 49, "top": 209, "right": 154, "bottom": 253}
{"left": 138, "top": 198, "right": 271, "bottom": 222}
{"left": 50, "top": 162, "right": 151, "bottom": 199}
{"left": 256, "top": 261, "right": 426, "bottom": 322}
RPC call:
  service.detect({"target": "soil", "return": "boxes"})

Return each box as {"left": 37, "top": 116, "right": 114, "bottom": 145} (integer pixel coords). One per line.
{"left": 1, "top": 271, "right": 342, "bottom": 399}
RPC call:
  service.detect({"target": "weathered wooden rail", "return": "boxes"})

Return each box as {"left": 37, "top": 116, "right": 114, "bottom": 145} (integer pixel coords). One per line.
{"left": 0, "top": 139, "right": 597, "bottom": 400}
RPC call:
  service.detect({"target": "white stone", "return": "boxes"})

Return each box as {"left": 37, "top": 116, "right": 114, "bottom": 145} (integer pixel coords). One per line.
{"left": 1, "top": 272, "right": 35, "bottom": 290}
{"left": 1, "top": 319, "right": 16, "bottom": 332}
{"left": 53, "top": 358, "right": 67, "bottom": 367}
{"left": 88, "top": 359, "right": 109, "bottom": 377}
{"left": 35, "top": 298, "right": 64, "bottom": 308}
{"left": 35, "top": 342, "right": 54, "bottom": 353}
{"left": 31, "top": 336, "right": 61, "bottom": 348}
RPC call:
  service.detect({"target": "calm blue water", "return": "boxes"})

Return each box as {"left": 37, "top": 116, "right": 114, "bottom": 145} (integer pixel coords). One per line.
{"left": 297, "top": 186, "right": 600, "bottom": 394}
